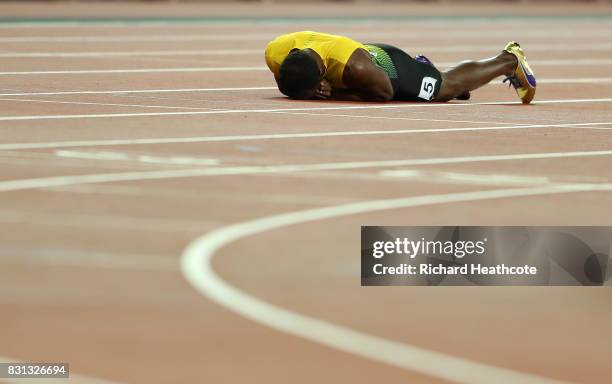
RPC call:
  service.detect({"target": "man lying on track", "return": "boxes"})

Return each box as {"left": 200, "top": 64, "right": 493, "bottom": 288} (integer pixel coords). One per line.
{"left": 265, "top": 31, "right": 536, "bottom": 104}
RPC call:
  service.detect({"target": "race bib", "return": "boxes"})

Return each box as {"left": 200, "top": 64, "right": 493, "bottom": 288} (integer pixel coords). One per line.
{"left": 418, "top": 76, "right": 437, "bottom": 100}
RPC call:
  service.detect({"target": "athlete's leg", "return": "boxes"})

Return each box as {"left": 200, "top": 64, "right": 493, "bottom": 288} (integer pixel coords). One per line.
{"left": 435, "top": 51, "right": 517, "bottom": 102}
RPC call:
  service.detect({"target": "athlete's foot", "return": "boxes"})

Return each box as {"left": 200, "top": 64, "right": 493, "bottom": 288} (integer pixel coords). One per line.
{"left": 503, "top": 41, "right": 536, "bottom": 104}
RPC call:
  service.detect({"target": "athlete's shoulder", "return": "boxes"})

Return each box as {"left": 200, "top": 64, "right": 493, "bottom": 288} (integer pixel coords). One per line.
{"left": 265, "top": 31, "right": 300, "bottom": 57}
{"left": 344, "top": 48, "right": 376, "bottom": 76}
{"left": 264, "top": 31, "right": 304, "bottom": 74}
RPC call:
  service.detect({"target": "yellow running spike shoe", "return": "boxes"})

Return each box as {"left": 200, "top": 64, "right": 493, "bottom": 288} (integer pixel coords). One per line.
{"left": 503, "top": 41, "right": 536, "bottom": 104}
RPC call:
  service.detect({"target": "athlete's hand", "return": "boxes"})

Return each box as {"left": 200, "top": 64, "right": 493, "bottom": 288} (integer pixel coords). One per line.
{"left": 315, "top": 78, "right": 332, "bottom": 99}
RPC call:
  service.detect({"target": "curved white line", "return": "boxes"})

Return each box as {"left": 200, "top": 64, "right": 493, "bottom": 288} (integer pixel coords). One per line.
{"left": 180, "top": 185, "right": 609, "bottom": 383}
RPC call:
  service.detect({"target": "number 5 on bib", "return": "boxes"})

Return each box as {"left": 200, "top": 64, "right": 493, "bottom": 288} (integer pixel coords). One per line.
{"left": 418, "top": 76, "right": 437, "bottom": 100}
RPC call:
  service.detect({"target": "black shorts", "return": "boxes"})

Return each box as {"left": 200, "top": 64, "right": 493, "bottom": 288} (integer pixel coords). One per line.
{"left": 365, "top": 43, "right": 443, "bottom": 101}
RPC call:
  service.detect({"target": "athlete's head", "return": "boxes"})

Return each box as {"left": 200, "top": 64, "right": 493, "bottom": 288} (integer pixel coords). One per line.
{"left": 278, "top": 49, "right": 324, "bottom": 99}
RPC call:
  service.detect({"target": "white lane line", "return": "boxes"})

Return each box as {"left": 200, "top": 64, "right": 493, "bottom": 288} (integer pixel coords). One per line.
{"left": 47, "top": 183, "right": 360, "bottom": 207}
{"left": 0, "top": 356, "right": 120, "bottom": 384}
{"left": 1, "top": 149, "right": 611, "bottom": 193}
{"left": 2, "top": 53, "right": 612, "bottom": 77}
{"left": 0, "top": 53, "right": 604, "bottom": 67}
{"left": 181, "top": 184, "right": 612, "bottom": 384}
{"left": 1, "top": 98, "right": 612, "bottom": 121}
{"left": 0, "top": 34, "right": 276, "bottom": 42}
{"left": 1, "top": 121, "right": 611, "bottom": 151}
{"left": 0, "top": 62, "right": 612, "bottom": 83}
{"left": 0, "top": 87, "right": 276, "bottom": 97}
{"left": 0, "top": 97, "right": 224, "bottom": 111}
{"left": 0, "top": 150, "right": 210, "bottom": 172}
{"left": 379, "top": 169, "right": 553, "bottom": 186}
{"left": 270, "top": 111, "right": 531, "bottom": 126}
{"left": 1, "top": 47, "right": 612, "bottom": 68}
{"left": 283, "top": 168, "right": 566, "bottom": 187}
{"left": 55, "top": 150, "right": 129, "bottom": 161}
{"left": 1, "top": 19, "right": 611, "bottom": 28}
{"left": 0, "top": 49, "right": 263, "bottom": 58}
{"left": 425, "top": 43, "right": 612, "bottom": 53}
{"left": 136, "top": 156, "right": 219, "bottom": 166}
{"left": 0, "top": 43, "right": 612, "bottom": 58}
{"left": 55, "top": 150, "right": 220, "bottom": 166}
{"left": 441, "top": 58, "right": 612, "bottom": 67}
{"left": 0, "top": 66, "right": 264, "bottom": 75}
{"left": 0, "top": 96, "right": 526, "bottom": 126}
{"left": 0, "top": 75, "right": 609, "bottom": 97}
{"left": 1, "top": 29, "right": 610, "bottom": 42}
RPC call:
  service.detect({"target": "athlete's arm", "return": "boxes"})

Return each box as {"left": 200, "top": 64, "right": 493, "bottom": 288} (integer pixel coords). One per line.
{"left": 340, "top": 49, "right": 394, "bottom": 101}
{"left": 314, "top": 79, "right": 364, "bottom": 101}
{"left": 316, "top": 78, "right": 387, "bottom": 102}
{"left": 315, "top": 78, "right": 332, "bottom": 99}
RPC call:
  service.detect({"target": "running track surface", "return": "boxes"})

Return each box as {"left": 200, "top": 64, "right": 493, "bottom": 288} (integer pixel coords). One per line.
{"left": 0, "top": 2, "right": 611, "bottom": 383}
